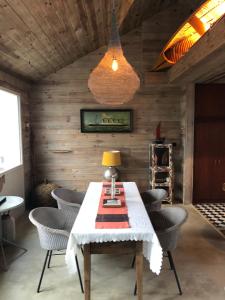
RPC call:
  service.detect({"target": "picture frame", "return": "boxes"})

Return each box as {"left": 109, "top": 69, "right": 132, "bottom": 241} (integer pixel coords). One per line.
{"left": 80, "top": 109, "right": 133, "bottom": 133}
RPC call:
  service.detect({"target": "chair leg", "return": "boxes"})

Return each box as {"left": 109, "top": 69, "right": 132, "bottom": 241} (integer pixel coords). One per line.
{"left": 75, "top": 255, "right": 84, "bottom": 293}
{"left": 134, "top": 282, "right": 137, "bottom": 296}
{"left": 167, "top": 251, "right": 182, "bottom": 295}
{"left": 37, "top": 250, "right": 49, "bottom": 293}
{"left": 0, "top": 240, "right": 8, "bottom": 271}
{"left": 131, "top": 255, "right": 135, "bottom": 268}
{"left": 47, "top": 250, "right": 52, "bottom": 268}
{"left": 166, "top": 251, "right": 173, "bottom": 270}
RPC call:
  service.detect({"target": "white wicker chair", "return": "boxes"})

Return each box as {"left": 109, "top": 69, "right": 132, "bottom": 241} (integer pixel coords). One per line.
{"left": 51, "top": 188, "right": 85, "bottom": 230}
{"left": 141, "top": 189, "right": 167, "bottom": 212}
{"left": 29, "top": 207, "right": 83, "bottom": 293}
{"left": 131, "top": 189, "right": 168, "bottom": 268}
{"left": 134, "top": 207, "right": 188, "bottom": 296}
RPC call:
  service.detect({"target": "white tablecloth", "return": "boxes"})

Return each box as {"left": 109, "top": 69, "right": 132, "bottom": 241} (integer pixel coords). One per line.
{"left": 65, "top": 182, "right": 162, "bottom": 275}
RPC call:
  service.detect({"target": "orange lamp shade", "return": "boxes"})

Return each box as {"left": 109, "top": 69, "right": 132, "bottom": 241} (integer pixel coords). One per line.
{"left": 102, "top": 151, "right": 121, "bottom": 167}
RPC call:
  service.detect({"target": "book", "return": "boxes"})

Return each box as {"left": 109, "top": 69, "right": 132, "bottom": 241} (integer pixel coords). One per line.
{"left": 103, "top": 199, "right": 121, "bottom": 208}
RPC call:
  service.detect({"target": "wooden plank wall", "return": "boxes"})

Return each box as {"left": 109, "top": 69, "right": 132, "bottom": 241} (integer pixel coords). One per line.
{"left": 0, "top": 70, "right": 31, "bottom": 202}
{"left": 30, "top": 7, "right": 187, "bottom": 202}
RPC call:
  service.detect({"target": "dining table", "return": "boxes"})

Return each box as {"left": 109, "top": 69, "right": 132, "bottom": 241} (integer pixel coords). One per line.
{"left": 65, "top": 182, "right": 162, "bottom": 300}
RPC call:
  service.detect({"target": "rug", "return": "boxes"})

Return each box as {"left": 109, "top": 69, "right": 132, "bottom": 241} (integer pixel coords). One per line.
{"left": 194, "top": 203, "right": 225, "bottom": 237}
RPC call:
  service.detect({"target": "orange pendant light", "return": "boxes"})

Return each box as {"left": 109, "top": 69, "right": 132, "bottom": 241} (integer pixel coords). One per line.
{"left": 88, "top": 2, "right": 140, "bottom": 106}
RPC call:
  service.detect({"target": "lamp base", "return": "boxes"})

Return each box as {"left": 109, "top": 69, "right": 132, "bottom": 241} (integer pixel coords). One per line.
{"left": 103, "top": 167, "right": 119, "bottom": 181}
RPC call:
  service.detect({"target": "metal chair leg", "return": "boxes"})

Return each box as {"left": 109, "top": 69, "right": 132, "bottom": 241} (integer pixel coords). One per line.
{"left": 0, "top": 241, "right": 8, "bottom": 270}
{"left": 75, "top": 255, "right": 84, "bottom": 293}
{"left": 167, "top": 251, "right": 183, "bottom": 295}
{"left": 131, "top": 255, "right": 135, "bottom": 268}
{"left": 47, "top": 250, "right": 52, "bottom": 268}
{"left": 134, "top": 282, "right": 137, "bottom": 296}
{"left": 0, "top": 238, "right": 27, "bottom": 270}
{"left": 37, "top": 251, "right": 49, "bottom": 293}
{"left": 166, "top": 251, "right": 173, "bottom": 270}
{"left": 2, "top": 238, "right": 27, "bottom": 253}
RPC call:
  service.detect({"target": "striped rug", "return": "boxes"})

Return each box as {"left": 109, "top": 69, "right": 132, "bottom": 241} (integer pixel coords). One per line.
{"left": 194, "top": 203, "right": 225, "bottom": 237}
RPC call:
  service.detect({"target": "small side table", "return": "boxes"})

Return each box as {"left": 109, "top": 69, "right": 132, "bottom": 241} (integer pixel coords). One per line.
{"left": 0, "top": 196, "right": 27, "bottom": 270}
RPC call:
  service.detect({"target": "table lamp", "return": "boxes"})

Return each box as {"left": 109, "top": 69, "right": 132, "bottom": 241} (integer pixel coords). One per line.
{"left": 102, "top": 150, "right": 121, "bottom": 181}
{"left": 102, "top": 150, "right": 121, "bottom": 201}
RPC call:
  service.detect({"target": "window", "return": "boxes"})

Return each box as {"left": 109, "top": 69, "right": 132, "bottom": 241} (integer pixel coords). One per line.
{"left": 0, "top": 89, "right": 22, "bottom": 171}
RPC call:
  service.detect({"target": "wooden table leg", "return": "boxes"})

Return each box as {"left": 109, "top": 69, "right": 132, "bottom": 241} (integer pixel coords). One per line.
{"left": 84, "top": 244, "right": 91, "bottom": 300}
{"left": 136, "top": 241, "right": 143, "bottom": 300}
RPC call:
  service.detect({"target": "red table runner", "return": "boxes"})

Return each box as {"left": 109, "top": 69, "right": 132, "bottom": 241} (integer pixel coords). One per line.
{"left": 95, "top": 183, "right": 130, "bottom": 229}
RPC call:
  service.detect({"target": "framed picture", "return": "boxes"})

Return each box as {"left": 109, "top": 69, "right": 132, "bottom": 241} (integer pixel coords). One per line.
{"left": 80, "top": 109, "right": 133, "bottom": 133}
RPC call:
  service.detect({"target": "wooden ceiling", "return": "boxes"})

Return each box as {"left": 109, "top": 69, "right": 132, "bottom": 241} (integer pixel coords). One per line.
{"left": 0, "top": 0, "right": 203, "bottom": 82}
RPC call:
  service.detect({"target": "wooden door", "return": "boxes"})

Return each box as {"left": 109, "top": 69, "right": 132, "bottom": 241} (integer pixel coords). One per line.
{"left": 193, "top": 84, "right": 225, "bottom": 204}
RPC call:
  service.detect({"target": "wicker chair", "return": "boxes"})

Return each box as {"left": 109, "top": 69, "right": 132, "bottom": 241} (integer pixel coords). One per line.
{"left": 141, "top": 189, "right": 167, "bottom": 212}
{"left": 29, "top": 207, "right": 83, "bottom": 293}
{"left": 131, "top": 189, "right": 167, "bottom": 268}
{"left": 134, "top": 206, "right": 188, "bottom": 296}
{"left": 51, "top": 188, "right": 85, "bottom": 230}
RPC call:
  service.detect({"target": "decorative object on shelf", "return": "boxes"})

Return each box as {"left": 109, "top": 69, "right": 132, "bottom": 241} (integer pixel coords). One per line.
{"left": 149, "top": 143, "right": 173, "bottom": 204}
{"left": 80, "top": 109, "right": 132, "bottom": 133}
{"left": 153, "top": 0, "right": 225, "bottom": 71}
{"left": 154, "top": 122, "right": 165, "bottom": 144}
{"left": 156, "top": 122, "right": 161, "bottom": 139}
{"left": 102, "top": 150, "right": 121, "bottom": 184}
{"left": 88, "top": 0, "right": 140, "bottom": 105}
{"left": 34, "top": 179, "right": 59, "bottom": 207}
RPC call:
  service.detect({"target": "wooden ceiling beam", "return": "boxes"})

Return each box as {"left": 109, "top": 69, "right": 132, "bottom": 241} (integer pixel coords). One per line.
{"left": 0, "top": 67, "right": 32, "bottom": 87}
{"left": 118, "top": 0, "right": 134, "bottom": 26}
{"left": 169, "top": 15, "right": 225, "bottom": 84}
{"left": 0, "top": 0, "right": 203, "bottom": 81}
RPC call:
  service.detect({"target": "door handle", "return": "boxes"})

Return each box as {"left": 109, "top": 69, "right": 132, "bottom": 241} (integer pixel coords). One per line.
{"left": 222, "top": 183, "right": 225, "bottom": 192}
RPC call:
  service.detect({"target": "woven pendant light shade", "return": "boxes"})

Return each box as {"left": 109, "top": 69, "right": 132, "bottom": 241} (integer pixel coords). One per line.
{"left": 88, "top": 8, "right": 140, "bottom": 106}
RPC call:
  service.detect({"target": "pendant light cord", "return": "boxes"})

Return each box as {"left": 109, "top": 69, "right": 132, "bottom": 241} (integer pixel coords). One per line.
{"left": 109, "top": 0, "right": 121, "bottom": 50}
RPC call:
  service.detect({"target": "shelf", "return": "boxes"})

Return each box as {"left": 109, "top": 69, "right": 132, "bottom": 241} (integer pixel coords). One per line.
{"left": 162, "top": 198, "right": 172, "bottom": 204}
{"left": 151, "top": 144, "right": 172, "bottom": 148}
{"left": 149, "top": 143, "right": 173, "bottom": 204}
{"left": 150, "top": 166, "right": 172, "bottom": 172}
{"left": 51, "top": 150, "right": 73, "bottom": 153}
{"left": 152, "top": 182, "right": 170, "bottom": 187}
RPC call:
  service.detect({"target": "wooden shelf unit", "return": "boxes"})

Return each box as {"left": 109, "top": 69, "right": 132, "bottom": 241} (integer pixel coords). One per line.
{"left": 149, "top": 143, "right": 173, "bottom": 204}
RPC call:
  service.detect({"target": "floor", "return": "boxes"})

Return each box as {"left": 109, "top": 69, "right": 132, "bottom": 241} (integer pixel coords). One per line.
{"left": 0, "top": 205, "right": 225, "bottom": 300}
